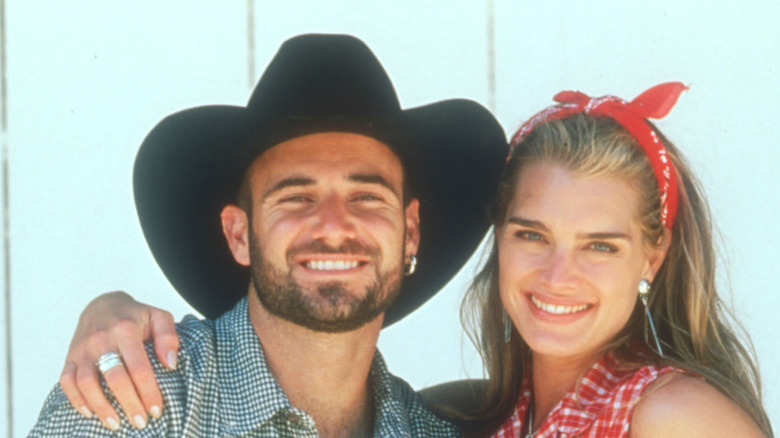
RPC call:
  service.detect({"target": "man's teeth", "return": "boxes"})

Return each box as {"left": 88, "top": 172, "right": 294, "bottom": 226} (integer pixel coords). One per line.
{"left": 306, "top": 260, "right": 359, "bottom": 270}
{"left": 530, "top": 295, "right": 588, "bottom": 315}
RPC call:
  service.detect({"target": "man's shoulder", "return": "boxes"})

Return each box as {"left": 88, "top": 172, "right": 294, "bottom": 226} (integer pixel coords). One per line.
{"left": 174, "top": 313, "right": 217, "bottom": 341}
{"left": 163, "top": 314, "right": 218, "bottom": 368}
{"left": 30, "top": 307, "right": 255, "bottom": 436}
{"left": 29, "top": 314, "right": 218, "bottom": 437}
{"left": 373, "top": 363, "right": 459, "bottom": 437}
{"left": 143, "top": 314, "right": 221, "bottom": 393}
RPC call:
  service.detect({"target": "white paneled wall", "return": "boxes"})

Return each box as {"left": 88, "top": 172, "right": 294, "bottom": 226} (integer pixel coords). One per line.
{"left": 3, "top": 1, "right": 778, "bottom": 435}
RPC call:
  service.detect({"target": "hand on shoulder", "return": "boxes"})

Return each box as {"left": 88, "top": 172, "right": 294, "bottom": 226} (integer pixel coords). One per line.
{"left": 630, "top": 372, "right": 767, "bottom": 437}
{"left": 58, "top": 291, "right": 179, "bottom": 431}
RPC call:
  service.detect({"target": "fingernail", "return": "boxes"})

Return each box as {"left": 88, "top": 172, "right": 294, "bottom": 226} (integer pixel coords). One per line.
{"left": 167, "top": 351, "right": 177, "bottom": 369}
{"left": 80, "top": 405, "right": 93, "bottom": 418}
{"left": 104, "top": 416, "right": 120, "bottom": 431}
{"left": 133, "top": 414, "right": 147, "bottom": 429}
{"left": 150, "top": 405, "right": 162, "bottom": 419}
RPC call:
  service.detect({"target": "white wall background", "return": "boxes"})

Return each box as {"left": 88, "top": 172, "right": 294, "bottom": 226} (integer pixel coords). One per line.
{"left": 2, "top": 1, "right": 777, "bottom": 435}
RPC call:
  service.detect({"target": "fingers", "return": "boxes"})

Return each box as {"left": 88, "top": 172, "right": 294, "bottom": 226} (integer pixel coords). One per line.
{"left": 89, "top": 318, "right": 161, "bottom": 428}
{"left": 100, "top": 362, "right": 148, "bottom": 429}
{"left": 149, "top": 308, "right": 179, "bottom": 370}
{"left": 59, "top": 362, "right": 95, "bottom": 419}
{"left": 60, "top": 362, "right": 119, "bottom": 431}
{"left": 61, "top": 338, "right": 125, "bottom": 431}
{"left": 116, "top": 333, "right": 163, "bottom": 420}
{"left": 106, "top": 306, "right": 178, "bottom": 422}
{"left": 62, "top": 349, "right": 154, "bottom": 430}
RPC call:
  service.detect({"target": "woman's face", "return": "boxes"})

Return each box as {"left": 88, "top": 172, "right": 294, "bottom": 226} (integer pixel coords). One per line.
{"left": 497, "top": 161, "right": 666, "bottom": 362}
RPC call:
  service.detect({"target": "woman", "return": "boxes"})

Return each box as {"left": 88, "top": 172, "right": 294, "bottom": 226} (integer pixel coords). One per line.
{"left": 56, "top": 83, "right": 773, "bottom": 436}
{"left": 450, "top": 82, "right": 772, "bottom": 436}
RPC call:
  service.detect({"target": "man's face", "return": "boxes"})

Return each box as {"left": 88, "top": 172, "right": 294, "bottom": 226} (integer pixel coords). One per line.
{"left": 224, "top": 132, "right": 420, "bottom": 332}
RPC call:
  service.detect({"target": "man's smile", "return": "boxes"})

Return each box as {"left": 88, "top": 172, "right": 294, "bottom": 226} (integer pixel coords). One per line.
{"left": 303, "top": 259, "right": 364, "bottom": 271}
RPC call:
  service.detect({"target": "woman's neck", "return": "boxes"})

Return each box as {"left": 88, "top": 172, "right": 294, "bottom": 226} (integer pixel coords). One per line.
{"left": 530, "top": 351, "right": 602, "bottom": 429}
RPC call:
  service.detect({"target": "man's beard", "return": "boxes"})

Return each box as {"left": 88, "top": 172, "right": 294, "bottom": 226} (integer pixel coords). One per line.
{"left": 249, "top": 234, "right": 403, "bottom": 332}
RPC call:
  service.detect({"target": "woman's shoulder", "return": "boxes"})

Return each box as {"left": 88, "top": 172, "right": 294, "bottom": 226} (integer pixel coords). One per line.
{"left": 419, "top": 379, "right": 488, "bottom": 417}
{"left": 418, "top": 379, "right": 493, "bottom": 434}
{"left": 630, "top": 372, "right": 766, "bottom": 437}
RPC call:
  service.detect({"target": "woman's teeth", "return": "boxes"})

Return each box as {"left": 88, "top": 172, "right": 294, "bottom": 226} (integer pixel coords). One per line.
{"left": 530, "top": 295, "right": 589, "bottom": 315}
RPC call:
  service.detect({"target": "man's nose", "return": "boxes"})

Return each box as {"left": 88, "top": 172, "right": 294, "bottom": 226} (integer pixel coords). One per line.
{"left": 310, "top": 195, "right": 357, "bottom": 242}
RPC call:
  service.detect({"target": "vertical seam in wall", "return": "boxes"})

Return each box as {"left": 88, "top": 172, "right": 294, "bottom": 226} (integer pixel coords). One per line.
{"left": 486, "top": 0, "right": 496, "bottom": 113}
{"left": 0, "top": 0, "right": 13, "bottom": 436}
{"left": 247, "top": 0, "right": 256, "bottom": 89}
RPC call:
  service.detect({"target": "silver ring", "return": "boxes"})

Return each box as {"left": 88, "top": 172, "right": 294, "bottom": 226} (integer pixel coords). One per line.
{"left": 96, "top": 351, "right": 123, "bottom": 374}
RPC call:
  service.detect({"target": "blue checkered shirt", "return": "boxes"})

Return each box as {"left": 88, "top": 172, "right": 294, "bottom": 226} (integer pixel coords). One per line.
{"left": 30, "top": 297, "right": 458, "bottom": 437}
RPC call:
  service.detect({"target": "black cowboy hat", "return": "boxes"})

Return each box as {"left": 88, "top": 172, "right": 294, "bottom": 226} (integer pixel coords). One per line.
{"left": 133, "top": 34, "right": 507, "bottom": 326}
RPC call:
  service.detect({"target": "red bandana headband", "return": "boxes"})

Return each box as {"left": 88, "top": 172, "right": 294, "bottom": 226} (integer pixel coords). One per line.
{"left": 509, "top": 82, "right": 688, "bottom": 231}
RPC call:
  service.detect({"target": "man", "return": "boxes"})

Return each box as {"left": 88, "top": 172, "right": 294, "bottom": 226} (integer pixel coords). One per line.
{"left": 31, "top": 34, "right": 506, "bottom": 437}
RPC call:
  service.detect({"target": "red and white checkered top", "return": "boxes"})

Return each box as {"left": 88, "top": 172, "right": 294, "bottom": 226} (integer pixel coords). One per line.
{"left": 491, "top": 353, "right": 680, "bottom": 437}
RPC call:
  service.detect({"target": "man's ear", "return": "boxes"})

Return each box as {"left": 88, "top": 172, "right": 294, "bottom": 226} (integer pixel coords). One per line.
{"left": 404, "top": 198, "right": 421, "bottom": 260}
{"left": 221, "top": 204, "right": 250, "bottom": 266}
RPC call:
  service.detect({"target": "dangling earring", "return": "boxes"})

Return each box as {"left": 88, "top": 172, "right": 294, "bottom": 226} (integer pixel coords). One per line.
{"left": 404, "top": 255, "right": 417, "bottom": 276}
{"left": 503, "top": 310, "right": 512, "bottom": 343}
{"left": 638, "top": 279, "right": 664, "bottom": 357}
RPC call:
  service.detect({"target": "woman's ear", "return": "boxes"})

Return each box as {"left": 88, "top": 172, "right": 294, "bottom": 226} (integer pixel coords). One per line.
{"left": 221, "top": 204, "right": 250, "bottom": 266}
{"left": 644, "top": 228, "right": 671, "bottom": 281}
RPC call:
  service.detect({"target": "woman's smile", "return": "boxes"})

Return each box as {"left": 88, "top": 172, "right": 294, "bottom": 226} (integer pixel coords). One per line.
{"left": 528, "top": 293, "right": 591, "bottom": 316}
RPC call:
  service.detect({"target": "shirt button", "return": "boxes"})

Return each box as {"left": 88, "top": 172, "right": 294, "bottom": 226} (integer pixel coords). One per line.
{"left": 287, "top": 413, "right": 300, "bottom": 423}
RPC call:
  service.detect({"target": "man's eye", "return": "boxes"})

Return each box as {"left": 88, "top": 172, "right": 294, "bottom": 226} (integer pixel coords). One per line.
{"left": 590, "top": 242, "right": 617, "bottom": 253}
{"left": 280, "top": 195, "right": 312, "bottom": 203}
{"left": 353, "top": 194, "right": 382, "bottom": 202}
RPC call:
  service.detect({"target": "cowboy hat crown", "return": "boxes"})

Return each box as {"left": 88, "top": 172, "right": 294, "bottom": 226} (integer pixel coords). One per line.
{"left": 247, "top": 34, "right": 400, "bottom": 116}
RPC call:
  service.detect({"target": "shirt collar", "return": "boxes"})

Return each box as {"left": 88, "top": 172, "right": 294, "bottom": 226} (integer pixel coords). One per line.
{"left": 215, "top": 297, "right": 296, "bottom": 435}
{"left": 369, "top": 351, "right": 413, "bottom": 437}
{"left": 555, "top": 353, "right": 633, "bottom": 435}
{"left": 213, "top": 297, "right": 424, "bottom": 437}
{"left": 515, "top": 352, "right": 638, "bottom": 436}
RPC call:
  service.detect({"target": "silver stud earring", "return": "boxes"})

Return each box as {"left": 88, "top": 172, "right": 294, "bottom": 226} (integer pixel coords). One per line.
{"left": 638, "top": 279, "right": 664, "bottom": 357}
{"left": 404, "top": 255, "right": 417, "bottom": 276}
{"left": 503, "top": 310, "right": 512, "bottom": 343}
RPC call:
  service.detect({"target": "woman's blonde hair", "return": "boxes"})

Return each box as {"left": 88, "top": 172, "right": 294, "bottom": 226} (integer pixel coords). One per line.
{"left": 459, "top": 114, "right": 772, "bottom": 436}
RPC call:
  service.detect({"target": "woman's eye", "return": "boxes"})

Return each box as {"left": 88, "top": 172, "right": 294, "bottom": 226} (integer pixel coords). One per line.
{"left": 515, "top": 230, "right": 544, "bottom": 242}
{"left": 590, "top": 242, "right": 617, "bottom": 253}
